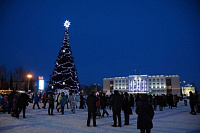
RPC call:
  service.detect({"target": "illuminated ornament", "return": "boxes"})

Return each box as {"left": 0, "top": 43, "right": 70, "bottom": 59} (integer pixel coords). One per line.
{"left": 64, "top": 20, "right": 70, "bottom": 28}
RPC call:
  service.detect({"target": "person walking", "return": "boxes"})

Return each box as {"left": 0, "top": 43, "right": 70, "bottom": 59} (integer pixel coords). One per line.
{"left": 183, "top": 94, "right": 187, "bottom": 106}
{"left": 122, "top": 92, "right": 132, "bottom": 125}
{"left": 8, "top": 92, "right": 15, "bottom": 114}
{"left": 48, "top": 92, "right": 54, "bottom": 115}
{"left": 173, "top": 95, "right": 179, "bottom": 107}
{"left": 189, "top": 91, "right": 196, "bottom": 115}
{"left": 32, "top": 92, "right": 40, "bottom": 109}
{"left": 12, "top": 92, "right": 19, "bottom": 117}
{"left": 56, "top": 93, "right": 61, "bottom": 109}
{"left": 129, "top": 94, "right": 135, "bottom": 109}
{"left": 60, "top": 92, "right": 66, "bottom": 115}
{"left": 101, "top": 93, "right": 109, "bottom": 117}
{"left": 2, "top": 94, "right": 8, "bottom": 113}
{"left": 158, "top": 95, "right": 164, "bottom": 111}
{"left": 79, "top": 94, "right": 84, "bottom": 109}
{"left": 56, "top": 93, "right": 62, "bottom": 112}
{"left": 152, "top": 94, "right": 157, "bottom": 111}
{"left": 110, "top": 90, "right": 123, "bottom": 127}
{"left": 70, "top": 92, "right": 77, "bottom": 114}
{"left": 136, "top": 94, "right": 154, "bottom": 133}
{"left": 17, "top": 92, "right": 29, "bottom": 118}
{"left": 167, "top": 94, "right": 174, "bottom": 109}
{"left": 96, "top": 94, "right": 101, "bottom": 119}
{"left": 42, "top": 92, "right": 47, "bottom": 109}
{"left": 86, "top": 91, "right": 98, "bottom": 127}
{"left": 65, "top": 94, "right": 69, "bottom": 109}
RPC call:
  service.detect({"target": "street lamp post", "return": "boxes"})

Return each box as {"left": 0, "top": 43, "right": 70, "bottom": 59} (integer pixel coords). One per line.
{"left": 27, "top": 74, "right": 33, "bottom": 92}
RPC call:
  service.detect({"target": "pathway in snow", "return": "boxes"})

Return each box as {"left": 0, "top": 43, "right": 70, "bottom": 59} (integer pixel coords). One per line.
{"left": 0, "top": 101, "right": 200, "bottom": 133}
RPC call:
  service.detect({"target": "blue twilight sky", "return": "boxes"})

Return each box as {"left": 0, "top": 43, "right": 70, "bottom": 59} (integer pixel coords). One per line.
{"left": 0, "top": 0, "right": 200, "bottom": 89}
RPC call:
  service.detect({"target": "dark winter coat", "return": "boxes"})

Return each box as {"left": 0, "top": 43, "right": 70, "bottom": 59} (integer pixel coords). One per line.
{"left": 48, "top": 94, "right": 54, "bottom": 108}
{"left": 2, "top": 95, "right": 8, "bottom": 107}
{"left": 13, "top": 94, "right": 19, "bottom": 111}
{"left": 8, "top": 93, "right": 14, "bottom": 106}
{"left": 129, "top": 94, "right": 134, "bottom": 107}
{"left": 17, "top": 93, "right": 28, "bottom": 108}
{"left": 86, "top": 94, "right": 98, "bottom": 113}
{"left": 157, "top": 96, "right": 165, "bottom": 106}
{"left": 122, "top": 96, "right": 132, "bottom": 114}
{"left": 60, "top": 95, "right": 66, "bottom": 107}
{"left": 100, "top": 95, "right": 107, "bottom": 109}
{"left": 167, "top": 94, "right": 174, "bottom": 106}
{"left": 136, "top": 100, "right": 154, "bottom": 130}
{"left": 110, "top": 93, "right": 122, "bottom": 112}
{"left": 189, "top": 92, "right": 196, "bottom": 106}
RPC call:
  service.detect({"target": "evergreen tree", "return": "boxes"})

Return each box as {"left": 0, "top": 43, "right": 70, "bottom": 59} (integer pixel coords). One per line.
{"left": 50, "top": 20, "right": 80, "bottom": 93}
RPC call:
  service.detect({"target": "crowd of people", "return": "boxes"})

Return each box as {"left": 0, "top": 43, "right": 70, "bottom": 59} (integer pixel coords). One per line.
{"left": 0, "top": 91, "right": 29, "bottom": 118}
{"left": 0, "top": 90, "right": 199, "bottom": 133}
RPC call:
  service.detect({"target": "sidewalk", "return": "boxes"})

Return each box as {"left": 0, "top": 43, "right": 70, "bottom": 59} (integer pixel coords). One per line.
{"left": 0, "top": 101, "right": 200, "bottom": 133}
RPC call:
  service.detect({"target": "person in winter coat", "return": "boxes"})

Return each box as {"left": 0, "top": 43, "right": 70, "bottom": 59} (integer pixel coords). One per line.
{"left": 57, "top": 93, "right": 62, "bottom": 112}
{"left": 8, "top": 92, "right": 15, "bottom": 114}
{"left": 152, "top": 94, "right": 157, "bottom": 111}
{"left": 167, "top": 94, "right": 174, "bottom": 109}
{"left": 122, "top": 92, "right": 132, "bottom": 125}
{"left": 129, "top": 94, "right": 135, "bottom": 109}
{"left": 173, "top": 95, "right": 179, "bottom": 107}
{"left": 12, "top": 92, "right": 19, "bottom": 117}
{"left": 70, "top": 92, "right": 77, "bottom": 114}
{"left": 33, "top": 92, "right": 40, "bottom": 109}
{"left": 136, "top": 94, "right": 154, "bottom": 133}
{"left": 42, "top": 92, "right": 47, "bottom": 109}
{"left": 96, "top": 94, "right": 101, "bottom": 118}
{"left": 60, "top": 92, "right": 66, "bottom": 115}
{"left": 2, "top": 94, "right": 8, "bottom": 113}
{"left": 79, "top": 94, "right": 84, "bottom": 109}
{"left": 86, "top": 91, "right": 98, "bottom": 127}
{"left": 48, "top": 93, "right": 54, "bottom": 115}
{"left": 110, "top": 90, "right": 123, "bottom": 127}
{"left": 100, "top": 93, "right": 109, "bottom": 117}
{"left": 17, "top": 92, "right": 29, "bottom": 118}
{"left": 56, "top": 93, "right": 62, "bottom": 110}
{"left": 157, "top": 95, "right": 165, "bottom": 111}
{"left": 0, "top": 94, "right": 3, "bottom": 106}
{"left": 189, "top": 91, "right": 196, "bottom": 115}
{"left": 183, "top": 94, "right": 187, "bottom": 106}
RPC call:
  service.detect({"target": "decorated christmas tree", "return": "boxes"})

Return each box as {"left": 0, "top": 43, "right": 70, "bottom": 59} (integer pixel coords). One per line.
{"left": 49, "top": 20, "right": 80, "bottom": 94}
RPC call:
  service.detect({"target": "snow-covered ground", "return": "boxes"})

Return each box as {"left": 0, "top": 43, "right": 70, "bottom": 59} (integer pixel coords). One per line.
{"left": 0, "top": 101, "right": 200, "bottom": 133}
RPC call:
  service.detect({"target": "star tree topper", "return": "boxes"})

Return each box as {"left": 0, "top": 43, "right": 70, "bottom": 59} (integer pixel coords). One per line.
{"left": 64, "top": 20, "right": 70, "bottom": 28}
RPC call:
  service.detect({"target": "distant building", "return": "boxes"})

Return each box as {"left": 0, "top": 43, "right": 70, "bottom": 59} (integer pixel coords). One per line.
{"left": 182, "top": 84, "right": 195, "bottom": 96}
{"left": 103, "top": 75, "right": 180, "bottom": 96}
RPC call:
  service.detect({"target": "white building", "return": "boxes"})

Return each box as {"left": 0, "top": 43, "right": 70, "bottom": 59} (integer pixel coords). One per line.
{"left": 103, "top": 75, "right": 180, "bottom": 96}
{"left": 129, "top": 75, "right": 149, "bottom": 93}
{"left": 182, "top": 84, "right": 195, "bottom": 96}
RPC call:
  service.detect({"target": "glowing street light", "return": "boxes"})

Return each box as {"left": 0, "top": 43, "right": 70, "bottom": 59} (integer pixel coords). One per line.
{"left": 27, "top": 74, "right": 33, "bottom": 92}
{"left": 27, "top": 74, "right": 33, "bottom": 79}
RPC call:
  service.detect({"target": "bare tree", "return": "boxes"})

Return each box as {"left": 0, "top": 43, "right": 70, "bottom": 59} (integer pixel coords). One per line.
{"left": 13, "top": 66, "right": 26, "bottom": 90}
{"left": 0, "top": 65, "right": 8, "bottom": 90}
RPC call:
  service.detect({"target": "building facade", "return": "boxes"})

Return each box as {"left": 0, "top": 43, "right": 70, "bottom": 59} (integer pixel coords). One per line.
{"left": 182, "top": 84, "right": 195, "bottom": 96}
{"left": 103, "top": 75, "right": 180, "bottom": 96}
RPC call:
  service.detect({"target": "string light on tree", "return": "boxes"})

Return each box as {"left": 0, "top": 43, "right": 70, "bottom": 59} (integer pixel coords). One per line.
{"left": 49, "top": 20, "right": 80, "bottom": 94}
